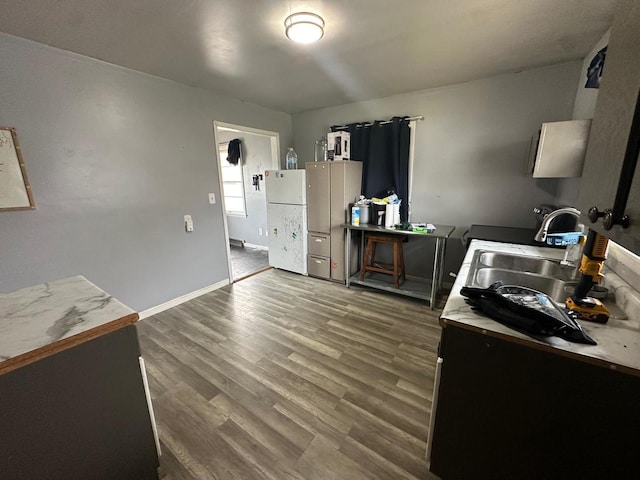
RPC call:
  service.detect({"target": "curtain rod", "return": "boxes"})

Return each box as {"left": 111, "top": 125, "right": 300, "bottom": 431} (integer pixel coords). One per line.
{"left": 332, "top": 115, "right": 423, "bottom": 130}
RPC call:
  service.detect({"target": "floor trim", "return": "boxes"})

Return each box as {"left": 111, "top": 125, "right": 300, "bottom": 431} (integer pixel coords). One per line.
{"left": 244, "top": 242, "right": 268, "bottom": 251}
{"left": 138, "top": 279, "right": 230, "bottom": 319}
{"left": 234, "top": 265, "right": 273, "bottom": 282}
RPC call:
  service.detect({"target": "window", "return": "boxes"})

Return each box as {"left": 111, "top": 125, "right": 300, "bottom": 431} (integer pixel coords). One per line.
{"left": 219, "top": 143, "right": 247, "bottom": 216}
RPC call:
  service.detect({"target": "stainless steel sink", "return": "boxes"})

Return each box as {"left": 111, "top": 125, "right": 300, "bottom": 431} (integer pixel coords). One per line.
{"left": 467, "top": 250, "right": 578, "bottom": 303}
{"left": 472, "top": 268, "right": 576, "bottom": 302}
{"left": 476, "top": 252, "right": 574, "bottom": 280}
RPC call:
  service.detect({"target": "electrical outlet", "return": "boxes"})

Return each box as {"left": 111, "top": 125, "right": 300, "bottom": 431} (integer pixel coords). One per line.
{"left": 259, "top": 228, "right": 263, "bottom": 236}
{"left": 208, "top": 193, "right": 216, "bottom": 204}
{"left": 184, "top": 214, "right": 194, "bottom": 232}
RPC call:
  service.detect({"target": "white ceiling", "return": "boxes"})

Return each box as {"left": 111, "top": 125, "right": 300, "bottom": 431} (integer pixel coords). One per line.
{"left": 0, "top": 0, "right": 616, "bottom": 114}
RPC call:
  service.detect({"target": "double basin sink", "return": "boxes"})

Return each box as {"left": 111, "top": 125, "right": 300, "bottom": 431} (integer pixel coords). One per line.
{"left": 466, "top": 250, "right": 578, "bottom": 303}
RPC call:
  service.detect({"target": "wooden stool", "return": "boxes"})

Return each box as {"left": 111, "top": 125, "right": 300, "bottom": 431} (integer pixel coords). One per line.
{"left": 360, "top": 234, "right": 406, "bottom": 288}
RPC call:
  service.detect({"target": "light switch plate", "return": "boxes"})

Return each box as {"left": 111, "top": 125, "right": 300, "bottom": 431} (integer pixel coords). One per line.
{"left": 184, "top": 214, "right": 193, "bottom": 232}
{"left": 208, "top": 193, "right": 216, "bottom": 204}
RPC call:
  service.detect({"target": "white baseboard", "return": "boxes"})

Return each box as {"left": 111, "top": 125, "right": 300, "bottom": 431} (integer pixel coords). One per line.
{"left": 138, "top": 279, "right": 230, "bottom": 319}
{"left": 244, "top": 242, "right": 268, "bottom": 251}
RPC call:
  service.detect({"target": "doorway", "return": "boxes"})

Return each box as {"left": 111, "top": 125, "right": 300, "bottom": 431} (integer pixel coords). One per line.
{"left": 213, "top": 121, "right": 280, "bottom": 282}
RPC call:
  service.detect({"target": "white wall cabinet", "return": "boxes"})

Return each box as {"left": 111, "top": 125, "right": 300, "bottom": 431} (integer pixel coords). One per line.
{"left": 527, "top": 120, "right": 591, "bottom": 178}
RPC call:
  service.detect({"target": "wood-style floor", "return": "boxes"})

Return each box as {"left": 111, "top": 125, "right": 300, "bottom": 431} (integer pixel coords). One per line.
{"left": 229, "top": 245, "right": 269, "bottom": 281}
{"left": 138, "top": 268, "right": 443, "bottom": 480}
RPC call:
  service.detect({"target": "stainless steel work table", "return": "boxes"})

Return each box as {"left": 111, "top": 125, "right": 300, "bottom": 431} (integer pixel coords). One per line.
{"left": 343, "top": 224, "right": 455, "bottom": 308}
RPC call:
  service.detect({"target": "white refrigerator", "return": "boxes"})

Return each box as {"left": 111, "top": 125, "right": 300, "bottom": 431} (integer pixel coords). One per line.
{"left": 265, "top": 169, "right": 308, "bottom": 275}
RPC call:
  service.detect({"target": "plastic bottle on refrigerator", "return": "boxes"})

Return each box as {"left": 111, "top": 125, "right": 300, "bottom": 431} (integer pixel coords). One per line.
{"left": 314, "top": 137, "right": 328, "bottom": 162}
{"left": 286, "top": 147, "right": 298, "bottom": 170}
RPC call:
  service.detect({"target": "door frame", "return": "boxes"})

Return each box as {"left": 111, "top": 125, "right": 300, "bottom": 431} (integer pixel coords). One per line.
{"left": 212, "top": 121, "right": 281, "bottom": 282}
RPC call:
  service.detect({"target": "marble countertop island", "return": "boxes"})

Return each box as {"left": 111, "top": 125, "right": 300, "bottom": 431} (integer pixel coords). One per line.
{"left": 0, "top": 276, "right": 138, "bottom": 375}
{"left": 442, "top": 240, "right": 640, "bottom": 376}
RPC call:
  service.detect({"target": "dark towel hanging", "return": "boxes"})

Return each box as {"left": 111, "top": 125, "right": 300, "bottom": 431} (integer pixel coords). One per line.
{"left": 227, "top": 138, "right": 242, "bottom": 165}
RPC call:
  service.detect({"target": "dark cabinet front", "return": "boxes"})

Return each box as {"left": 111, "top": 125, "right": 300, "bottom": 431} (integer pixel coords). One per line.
{"left": 0, "top": 326, "right": 159, "bottom": 480}
{"left": 429, "top": 325, "right": 640, "bottom": 480}
{"left": 577, "top": 0, "right": 640, "bottom": 253}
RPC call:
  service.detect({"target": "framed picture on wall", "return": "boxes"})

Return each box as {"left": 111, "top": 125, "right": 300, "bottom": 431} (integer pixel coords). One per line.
{"left": 0, "top": 127, "right": 35, "bottom": 211}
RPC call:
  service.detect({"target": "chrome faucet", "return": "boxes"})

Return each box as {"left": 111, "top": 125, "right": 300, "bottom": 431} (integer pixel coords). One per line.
{"left": 533, "top": 207, "right": 581, "bottom": 243}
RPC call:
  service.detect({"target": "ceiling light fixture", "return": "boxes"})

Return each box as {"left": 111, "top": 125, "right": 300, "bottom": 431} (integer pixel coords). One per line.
{"left": 284, "top": 12, "right": 324, "bottom": 44}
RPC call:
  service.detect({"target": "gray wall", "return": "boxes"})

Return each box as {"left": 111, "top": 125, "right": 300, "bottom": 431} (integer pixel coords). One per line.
{"left": 556, "top": 29, "right": 611, "bottom": 207}
{"left": 0, "top": 33, "right": 292, "bottom": 311}
{"left": 293, "top": 62, "right": 582, "bottom": 274}
{"left": 217, "top": 130, "right": 271, "bottom": 247}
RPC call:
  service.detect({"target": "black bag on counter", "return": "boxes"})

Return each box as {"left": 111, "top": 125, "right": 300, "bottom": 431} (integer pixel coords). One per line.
{"left": 461, "top": 281, "right": 596, "bottom": 345}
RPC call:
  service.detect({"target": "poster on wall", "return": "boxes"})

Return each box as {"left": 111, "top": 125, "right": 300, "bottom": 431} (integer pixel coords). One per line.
{"left": 585, "top": 46, "right": 607, "bottom": 89}
{"left": 0, "top": 127, "right": 35, "bottom": 211}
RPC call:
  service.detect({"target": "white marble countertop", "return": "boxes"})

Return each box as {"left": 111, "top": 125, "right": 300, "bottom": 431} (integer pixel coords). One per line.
{"left": 442, "top": 240, "right": 640, "bottom": 376}
{"left": 0, "top": 276, "right": 138, "bottom": 375}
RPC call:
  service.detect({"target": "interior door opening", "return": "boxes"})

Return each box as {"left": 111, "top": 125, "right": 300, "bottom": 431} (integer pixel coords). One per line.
{"left": 213, "top": 121, "right": 280, "bottom": 282}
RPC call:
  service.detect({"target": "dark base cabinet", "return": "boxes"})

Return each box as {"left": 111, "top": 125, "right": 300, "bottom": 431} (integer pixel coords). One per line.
{"left": 429, "top": 325, "right": 640, "bottom": 480}
{"left": 0, "top": 325, "right": 159, "bottom": 480}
